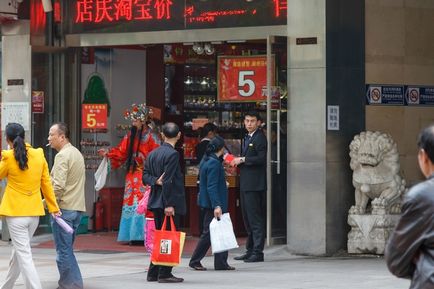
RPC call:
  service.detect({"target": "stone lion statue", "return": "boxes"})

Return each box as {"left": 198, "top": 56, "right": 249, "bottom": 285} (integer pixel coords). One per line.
{"left": 348, "top": 131, "right": 405, "bottom": 215}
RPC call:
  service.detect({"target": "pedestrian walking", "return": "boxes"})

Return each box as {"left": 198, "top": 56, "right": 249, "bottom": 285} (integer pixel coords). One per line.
{"left": 189, "top": 136, "right": 235, "bottom": 271}
{"left": 143, "top": 122, "right": 186, "bottom": 283}
{"left": 0, "top": 123, "right": 60, "bottom": 289}
{"left": 48, "top": 122, "right": 86, "bottom": 289}
{"left": 231, "top": 111, "right": 267, "bottom": 263}
{"left": 386, "top": 125, "right": 434, "bottom": 289}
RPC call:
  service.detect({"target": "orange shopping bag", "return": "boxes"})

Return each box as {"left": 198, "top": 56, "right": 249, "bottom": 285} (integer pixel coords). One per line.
{"left": 151, "top": 216, "right": 186, "bottom": 266}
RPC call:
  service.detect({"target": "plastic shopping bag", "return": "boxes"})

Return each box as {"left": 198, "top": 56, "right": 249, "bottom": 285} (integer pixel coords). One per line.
{"left": 210, "top": 212, "right": 239, "bottom": 254}
{"left": 136, "top": 185, "right": 151, "bottom": 214}
{"left": 151, "top": 216, "right": 186, "bottom": 266}
{"left": 94, "top": 157, "right": 109, "bottom": 191}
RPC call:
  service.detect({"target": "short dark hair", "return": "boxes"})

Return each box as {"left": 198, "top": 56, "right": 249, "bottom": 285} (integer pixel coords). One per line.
{"left": 417, "top": 125, "right": 434, "bottom": 163}
{"left": 162, "top": 122, "right": 180, "bottom": 138}
{"left": 200, "top": 123, "right": 217, "bottom": 138}
{"left": 244, "top": 111, "right": 261, "bottom": 121}
{"left": 53, "top": 122, "right": 70, "bottom": 139}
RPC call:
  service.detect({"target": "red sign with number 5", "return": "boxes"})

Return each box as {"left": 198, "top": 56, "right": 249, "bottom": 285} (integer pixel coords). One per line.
{"left": 218, "top": 55, "right": 275, "bottom": 102}
{"left": 82, "top": 104, "right": 108, "bottom": 129}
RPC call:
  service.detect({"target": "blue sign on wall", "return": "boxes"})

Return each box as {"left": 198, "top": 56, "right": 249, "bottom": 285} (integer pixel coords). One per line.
{"left": 366, "top": 85, "right": 405, "bottom": 105}
{"left": 406, "top": 86, "right": 434, "bottom": 105}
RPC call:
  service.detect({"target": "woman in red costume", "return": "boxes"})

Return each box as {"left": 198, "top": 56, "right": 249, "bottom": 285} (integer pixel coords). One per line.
{"left": 98, "top": 103, "right": 160, "bottom": 243}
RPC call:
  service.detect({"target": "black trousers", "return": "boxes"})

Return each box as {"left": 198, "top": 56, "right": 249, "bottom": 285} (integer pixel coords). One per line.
{"left": 240, "top": 190, "right": 265, "bottom": 256}
{"left": 189, "top": 209, "right": 229, "bottom": 269}
{"left": 147, "top": 209, "right": 180, "bottom": 279}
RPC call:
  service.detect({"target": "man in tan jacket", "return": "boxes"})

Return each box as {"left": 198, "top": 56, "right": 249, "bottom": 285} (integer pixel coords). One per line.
{"left": 48, "top": 122, "right": 86, "bottom": 289}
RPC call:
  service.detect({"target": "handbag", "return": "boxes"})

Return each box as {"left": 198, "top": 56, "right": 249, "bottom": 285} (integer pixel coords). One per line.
{"left": 136, "top": 185, "right": 151, "bottom": 214}
{"left": 151, "top": 216, "right": 186, "bottom": 266}
{"left": 94, "top": 157, "right": 109, "bottom": 191}
{"left": 210, "top": 212, "right": 239, "bottom": 254}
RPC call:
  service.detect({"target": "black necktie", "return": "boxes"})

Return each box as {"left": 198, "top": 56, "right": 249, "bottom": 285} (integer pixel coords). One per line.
{"left": 243, "top": 135, "right": 251, "bottom": 153}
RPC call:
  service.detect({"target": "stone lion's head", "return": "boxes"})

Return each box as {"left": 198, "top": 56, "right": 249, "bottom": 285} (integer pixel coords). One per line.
{"left": 349, "top": 131, "right": 399, "bottom": 174}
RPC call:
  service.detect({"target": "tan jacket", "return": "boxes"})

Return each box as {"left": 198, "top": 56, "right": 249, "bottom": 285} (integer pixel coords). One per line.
{"left": 0, "top": 144, "right": 59, "bottom": 216}
{"left": 51, "top": 143, "right": 86, "bottom": 211}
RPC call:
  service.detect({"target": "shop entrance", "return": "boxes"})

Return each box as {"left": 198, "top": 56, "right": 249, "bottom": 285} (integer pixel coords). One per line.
{"left": 77, "top": 37, "right": 288, "bottom": 244}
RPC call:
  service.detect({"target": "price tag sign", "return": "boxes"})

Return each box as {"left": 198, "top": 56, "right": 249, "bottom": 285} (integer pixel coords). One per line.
{"left": 82, "top": 104, "right": 108, "bottom": 129}
{"left": 218, "top": 55, "right": 275, "bottom": 102}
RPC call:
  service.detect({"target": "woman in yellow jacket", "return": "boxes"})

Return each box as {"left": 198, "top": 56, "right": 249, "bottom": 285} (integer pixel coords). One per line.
{"left": 0, "top": 123, "right": 60, "bottom": 289}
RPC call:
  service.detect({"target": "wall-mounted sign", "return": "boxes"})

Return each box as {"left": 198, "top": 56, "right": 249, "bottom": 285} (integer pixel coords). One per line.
{"left": 82, "top": 104, "right": 108, "bottom": 130}
{"left": 406, "top": 86, "right": 434, "bottom": 105}
{"left": 31, "top": 91, "right": 44, "bottom": 114}
{"left": 218, "top": 55, "right": 275, "bottom": 102}
{"left": 68, "top": 0, "right": 287, "bottom": 34}
{"left": 366, "top": 85, "right": 405, "bottom": 105}
{"left": 327, "top": 105, "right": 339, "bottom": 131}
{"left": 1, "top": 102, "right": 30, "bottom": 130}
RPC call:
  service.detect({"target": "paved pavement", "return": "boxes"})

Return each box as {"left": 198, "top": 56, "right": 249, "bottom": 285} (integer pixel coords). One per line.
{"left": 0, "top": 236, "right": 410, "bottom": 289}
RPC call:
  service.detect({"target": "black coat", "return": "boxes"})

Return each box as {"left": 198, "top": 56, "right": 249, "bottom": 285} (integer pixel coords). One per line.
{"left": 385, "top": 174, "right": 434, "bottom": 289}
{"left": 195, "top": 139, "right": 210, "bottom": 162}
{"left": 143, "top": 142, "right": 186, "bottom": 215}
{"left": 239, "top": 129, "right": 267, "bottom": 192}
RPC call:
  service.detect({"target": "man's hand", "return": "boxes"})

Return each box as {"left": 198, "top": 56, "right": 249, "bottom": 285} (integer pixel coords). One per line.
{"left": 164, "top": 206, "right": 175, "bottom": 216}
{"left": 230, "top": 157, "right": 244, "bottom": 167}
{"left": 156, "top": 172, "right": 165, "bottom": 186}
{"left": 214, "top": 206, "right": 222, "bottom": 219}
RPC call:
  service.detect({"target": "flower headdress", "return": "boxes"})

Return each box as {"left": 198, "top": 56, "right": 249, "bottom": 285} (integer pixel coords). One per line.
{"left": 124, "top": 103, "right": 152, "bottom": 122}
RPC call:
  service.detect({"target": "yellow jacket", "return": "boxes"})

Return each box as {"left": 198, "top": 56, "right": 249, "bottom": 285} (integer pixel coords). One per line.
{"left": 0, "top": 144, "right": 59, "bottom": 216}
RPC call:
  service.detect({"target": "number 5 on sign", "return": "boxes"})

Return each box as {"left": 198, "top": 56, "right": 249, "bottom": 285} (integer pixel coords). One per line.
{"left": 218, "top": 55, "right": 275, "bottom": 102}
{"left": 82, "top": 104, "right": 108, "bottom": 129}
{"left": 238, "top": 71, "right": 255, "bottom": 97}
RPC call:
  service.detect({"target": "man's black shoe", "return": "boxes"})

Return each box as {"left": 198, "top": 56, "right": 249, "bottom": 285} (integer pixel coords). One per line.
{"left": 158, "top": 276, "right": 184, "bottom": 283}
{"left": 244, "top": 254, "right": 264, "bottom": 263}
{"left": 147, "top": 276, "right": 158, "bottom": 282}
{"left": 234, "top": 253, "right": 251, "bottom": 261}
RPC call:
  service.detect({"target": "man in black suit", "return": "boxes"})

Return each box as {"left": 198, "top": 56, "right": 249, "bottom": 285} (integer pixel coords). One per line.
{"left": 143, "top": 122, "right": 186, "bottom": 283}
{"left": 231, "top": 111, "right": 267, "bottom": 263}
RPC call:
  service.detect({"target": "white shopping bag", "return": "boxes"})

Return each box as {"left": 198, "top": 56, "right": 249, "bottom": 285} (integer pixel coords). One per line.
{"left": 94, "top": 157, "right": 109, "bottom": 191}
{"left": 210, "top": 212, "right": 239, "bottom": 254}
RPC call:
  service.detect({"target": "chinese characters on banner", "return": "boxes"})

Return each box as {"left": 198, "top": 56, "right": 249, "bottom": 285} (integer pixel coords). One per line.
{"left": 71, "top": 0, "right": 287, "bottom": 33}
{"left": 75, "top": 0, "right": 174, "bottom": 23}
{"left": 218, "top": 55, "right": 275, "bottom": 102}
{"left": 82, "top": 104, "right": 108, "bottom": 130}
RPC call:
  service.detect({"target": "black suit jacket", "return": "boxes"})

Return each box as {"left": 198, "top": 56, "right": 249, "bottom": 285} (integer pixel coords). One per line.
{"left": 143, "top": 142, "right": 186, "bottom": 215}
{"left": 239, "top": 129, "right": 267, "bottom": 192}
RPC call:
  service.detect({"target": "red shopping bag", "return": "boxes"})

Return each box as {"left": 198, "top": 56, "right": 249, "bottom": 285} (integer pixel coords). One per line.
{"left": 151, "top": 216, "right": 186, "bottom": 266}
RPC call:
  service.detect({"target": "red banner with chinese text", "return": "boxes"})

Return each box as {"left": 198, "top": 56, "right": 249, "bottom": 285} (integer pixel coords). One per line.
{"left": 82, "top": 104, "right": 108, "bottom": 129}
{"left": 218, "top": 55, "right": 275, "bottom": 102}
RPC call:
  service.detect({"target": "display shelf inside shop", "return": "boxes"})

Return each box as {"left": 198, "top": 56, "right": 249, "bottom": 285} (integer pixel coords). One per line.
{"left": 80, "top": 139, "right": 110, "bottom": 170}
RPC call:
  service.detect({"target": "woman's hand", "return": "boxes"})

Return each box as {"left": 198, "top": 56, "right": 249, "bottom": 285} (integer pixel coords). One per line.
{"left": 214, "top": 206, "right": 222, "bottom": 219}
{"left": 51, "top": 211, "right": 62, "bottom": 218}
{"left": 97, "top": 148, "right": 108, "bottom": 157}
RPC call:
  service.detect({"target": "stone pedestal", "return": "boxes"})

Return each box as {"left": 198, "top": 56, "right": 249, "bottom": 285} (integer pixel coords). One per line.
{"left": 347, "top": 214, "right": 400, "bottom": 255}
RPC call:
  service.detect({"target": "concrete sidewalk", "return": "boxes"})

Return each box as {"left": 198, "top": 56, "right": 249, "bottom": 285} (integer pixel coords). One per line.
{"left": 0, "top": 238, "right": 410, "bottom": 289}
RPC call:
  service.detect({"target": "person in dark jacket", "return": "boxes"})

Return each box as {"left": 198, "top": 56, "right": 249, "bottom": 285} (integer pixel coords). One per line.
{"left": 195, "top": 122, "right": 217, "bottom": 236}
{"left": 231, "top": 111, "right": 267, "bottom": 263}
{"left": 189, "top": 136, "right": 235, "bottom": 271}
{"left": 142, "top": 122, "right": 186, "bottom": 283}
{"left": 385, "top": 125, "right": 434, "bottom": 289}
{"left": 196, "top": 122, "right": 217, "bottom": 162}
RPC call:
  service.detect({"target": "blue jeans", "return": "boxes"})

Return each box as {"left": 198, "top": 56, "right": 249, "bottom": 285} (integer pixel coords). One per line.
{"left": 51, "top": 210, "right": 83, "bottom": 289}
